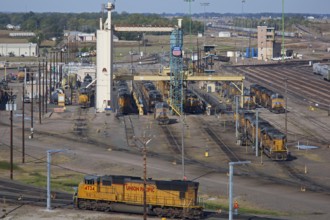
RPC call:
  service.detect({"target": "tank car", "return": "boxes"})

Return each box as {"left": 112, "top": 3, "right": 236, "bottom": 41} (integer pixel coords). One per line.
{"left": 73, "top": 174, "right": 203, "bottom": 219}
{"left": 154, "top": 102, "right": 170, "bottom": 125}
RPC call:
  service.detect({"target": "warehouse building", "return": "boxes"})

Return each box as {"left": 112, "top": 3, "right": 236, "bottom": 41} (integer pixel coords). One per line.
{"left": 0, "top": 43, "right": 38, "bottom": 57}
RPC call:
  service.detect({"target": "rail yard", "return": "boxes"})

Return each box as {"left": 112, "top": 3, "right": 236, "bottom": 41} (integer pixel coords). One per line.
{"left": 1, "top": 3, "right": 330, "bottom": 220}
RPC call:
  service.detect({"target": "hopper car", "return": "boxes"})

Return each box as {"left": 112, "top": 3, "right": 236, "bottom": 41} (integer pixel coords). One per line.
{"left": 73, "top": 174, "right": 203, "bottom": 219}
{"left": 154, "top": 102, "right": 170, "bottom": 124}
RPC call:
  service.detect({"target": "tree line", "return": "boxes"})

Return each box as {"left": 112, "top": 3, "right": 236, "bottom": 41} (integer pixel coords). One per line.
{"left": 0, "top": 12, "right": 203, "bottom": 42}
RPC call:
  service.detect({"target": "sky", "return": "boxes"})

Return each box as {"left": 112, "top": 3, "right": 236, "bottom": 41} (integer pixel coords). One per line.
{"left": 0, "top": 0, "right": 329, "bottom": 14}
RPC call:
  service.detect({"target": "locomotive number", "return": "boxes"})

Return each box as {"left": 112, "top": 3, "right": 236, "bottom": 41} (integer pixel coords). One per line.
{"left": 84, "top": 185, "right": 95, "bottom": 191}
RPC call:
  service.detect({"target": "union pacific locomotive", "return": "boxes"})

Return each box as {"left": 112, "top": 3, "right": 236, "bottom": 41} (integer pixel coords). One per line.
{"left": 237, "top": 110, "right": 288, "bottom": 160}
{"left": 74, "top": 174, "right": 203, "bottom": 219}
{"left": 141, "top": 81, "right": 163, "bottom": 113}
{"left": 116, "top": 81, "right": 133, "bottom": 114}
{"left": 250, "top": 84, "right": 285, "bottom": 113}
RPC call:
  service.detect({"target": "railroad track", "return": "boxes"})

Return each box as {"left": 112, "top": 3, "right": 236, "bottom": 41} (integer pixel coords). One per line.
{"left": 0, "top": 178, "right": 72, "bottom": 218}
{"left": 194, "top": 117, "right": 243, "bottom": 163}
{"left": 73, "top": 107, "right": 88, "bottom": 136}
{"left": 122, "top": 115, "right": 135, "bottom": 147}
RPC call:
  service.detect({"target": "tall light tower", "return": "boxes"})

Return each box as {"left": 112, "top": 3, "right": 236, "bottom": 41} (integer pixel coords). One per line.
{"left": 200, "top": 2, "right": 210, "bottom": 42}
{"left": 184, "top": 0, "right": 195, "bottom": 51}
{"left": 281, "top": 0, "right": 285, "bottom": 62}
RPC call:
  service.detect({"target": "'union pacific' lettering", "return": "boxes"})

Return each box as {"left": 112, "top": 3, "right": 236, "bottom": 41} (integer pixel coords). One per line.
{"left": 125, "top": 185, "right": 155, "bottom": 192}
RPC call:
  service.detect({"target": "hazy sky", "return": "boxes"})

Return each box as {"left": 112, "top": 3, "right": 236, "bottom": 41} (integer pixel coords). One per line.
{"left": 0, "top": 0, "right": 329, "bottom": 14}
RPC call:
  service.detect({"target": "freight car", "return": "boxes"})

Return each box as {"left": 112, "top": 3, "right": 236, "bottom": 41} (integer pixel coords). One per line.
{"left": 250, "top": 84, "right": 285, "bottom": 113}
{"left": 237, "top": 110, "right": 288, "bottom": 160}
{"left": 73, "top": 174, "right": 203, "bottom": 219}
{"left": 154, "top": 102, "right": 170, "bottom": 124}
{"left": 312, "top": 63, "right": 328, "bottom": 76}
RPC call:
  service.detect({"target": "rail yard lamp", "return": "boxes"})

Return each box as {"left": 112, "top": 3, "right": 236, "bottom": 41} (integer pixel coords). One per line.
{"left": 228, "top": 161, "right": 251, "bottom": 220}
{"left": 46, "top": 149, "right": 69, "bottom": 210}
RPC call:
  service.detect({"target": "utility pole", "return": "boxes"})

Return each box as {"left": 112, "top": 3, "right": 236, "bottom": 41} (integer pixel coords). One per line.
{"left": 30, "top": 73, "right": 34, "bottom": 139}
{"left": 6, "top": 89, "right": 16, "bottom": 179}
{"left": 22, "top": 83, "right": 25, "bottom": 163}
{"left": 42, "top": 59, "right": 45, "bottom": 114}
{"left": 45, "top": 60, "right": 48, "bottom": 113}
{"left": 39, "top": 60, "right": 41, "bottom": 124}
{"left": 10, "top": 90, "right": 14, "bottom": 180}
{"left": 134, "top": 135, "right": 152, "bottom": 220}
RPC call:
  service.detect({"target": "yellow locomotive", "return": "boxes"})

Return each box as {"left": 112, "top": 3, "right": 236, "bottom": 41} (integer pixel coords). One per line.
{"left": 250, "top": 84, "right": 285, "bottom": 113}
{"left": 74, "top": 174, "right": 203, "bottom": 219}
{"left": 237, "top": 110, "right": 288, "bottom": 160}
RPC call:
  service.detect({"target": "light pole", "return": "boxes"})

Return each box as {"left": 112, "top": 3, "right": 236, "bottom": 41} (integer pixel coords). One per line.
{"left": 255, "top": 108, "right": 259, "bottom": 156}
{"left": 285, "top": 78, "right": 288, "bottom": 143}
{"left": 235, "top": 96, "right": 239, "bottom": 138}
{"left": 200, "top": 2, "right": 210, "bottom": 42}
{"left": 134, "top": 135, "right": 153, "bottom": 220}
{"left": 229, "top": 161, "right": 251, "bottom": 220}
{"left": 47, "top": 149, "right": 69, "bottom": 210}
{"left": 181, "top": 115, "right": 186, "bottom": 180}
{"left": 184, "top": 0, "right": 195, "bottom": 51}
{"left": 281, "top": 0, "right": 285, "bottom": 62}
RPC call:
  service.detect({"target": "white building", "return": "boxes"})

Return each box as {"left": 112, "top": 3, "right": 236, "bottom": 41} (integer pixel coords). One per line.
{"left": 218, "top": 31, "right": 231, "bottom": 38}
{"left": 0, "top": 43, "right": 38, "bottom": 57}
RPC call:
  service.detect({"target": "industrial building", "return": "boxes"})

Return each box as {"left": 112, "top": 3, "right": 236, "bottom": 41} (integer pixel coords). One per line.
{"left": 0, "top": 43, "right": 38, "bottom": 57}
{"left": 257, "top": 26, "right": 281, "bottom": 61}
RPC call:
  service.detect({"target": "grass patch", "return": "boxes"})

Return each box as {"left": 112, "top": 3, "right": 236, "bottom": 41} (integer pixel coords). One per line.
{"left": 19, "top": 172, "right": 83, "bottom": 193}
{"left": 203, "top": 201, "right": 283, "bottom": 217}
{"left": 0, "top": 161, "right": 21, "bottom": 170}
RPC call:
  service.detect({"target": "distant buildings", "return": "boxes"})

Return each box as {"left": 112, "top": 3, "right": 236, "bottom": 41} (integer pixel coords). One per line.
{"left": 0, "top": 43, "right": 38, "bottom": 57}
{"left": 6, "top": 24, "right": 21, "bottom": 30}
